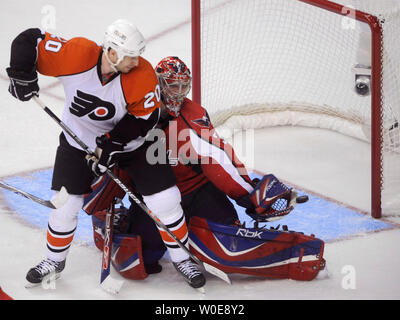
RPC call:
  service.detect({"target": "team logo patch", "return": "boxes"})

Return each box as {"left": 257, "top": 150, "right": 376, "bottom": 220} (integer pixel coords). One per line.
{"left": 70, "top": 90, "right": 116, "bottom": 121}
{"left": 191, "top": 115, "right": 211, "bottom": 128}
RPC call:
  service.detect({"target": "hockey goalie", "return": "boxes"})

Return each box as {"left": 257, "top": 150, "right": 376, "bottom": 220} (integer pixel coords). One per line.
{"left": 83, "top": 56, "right": 326, "bottom": 283}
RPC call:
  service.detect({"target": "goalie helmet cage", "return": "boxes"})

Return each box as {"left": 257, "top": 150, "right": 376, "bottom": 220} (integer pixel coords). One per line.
{"left": 191, "top": 0, "right": 400, "bottom": 219}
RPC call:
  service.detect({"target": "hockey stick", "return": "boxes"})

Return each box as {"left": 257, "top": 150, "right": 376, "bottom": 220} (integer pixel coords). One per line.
{"left": 107, "top": 171, "right": 231, "bottom": 285}
{"left": 100, "top": 199, "right": 124, "bottom": 294}
{"left": 0, "top": 180, "right": 68, "bottom": 209}
{"left": 32, "top": 96, "right": 231, "bottom": 285}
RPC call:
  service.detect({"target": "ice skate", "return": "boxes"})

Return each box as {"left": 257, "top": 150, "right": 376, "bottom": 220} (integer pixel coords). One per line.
{"left": 173, "top": 258, "right": 206, "bottom": 292}
{"left": 25, "top": 258, "right": 66, "bottom": 287}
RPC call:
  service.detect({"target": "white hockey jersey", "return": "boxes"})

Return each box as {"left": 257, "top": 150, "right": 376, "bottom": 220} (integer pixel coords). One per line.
{"left": 36, "top": 32, "right": 160, "bottom": 152}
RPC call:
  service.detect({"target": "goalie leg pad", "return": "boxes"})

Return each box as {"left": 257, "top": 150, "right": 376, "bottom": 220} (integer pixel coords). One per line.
{"left": 111, "top": 233, "right": 147, "bottom": 280}
{"left": 188, "top": 217, "right": 325, "bottom": 281}
{"left": 92, "top": 210, "right": 147, "bottom": 280}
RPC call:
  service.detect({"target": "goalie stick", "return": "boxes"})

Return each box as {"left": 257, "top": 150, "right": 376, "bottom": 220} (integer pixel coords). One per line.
{"left": 100, "top": 199, "right": 124, "bottom": 294}
{"left": 32, "top": 96, "right": 231, "bottom": 287}
{"left": 0, "top": 180, "right": 68, "bottom": 209}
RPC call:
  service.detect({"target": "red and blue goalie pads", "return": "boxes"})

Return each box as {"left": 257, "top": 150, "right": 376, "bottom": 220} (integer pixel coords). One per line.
{"left": 92, "top": 212, "right": 147, "bottom": 280}
{"left": 188, "top": 216, "right": 326, "bottom": 281}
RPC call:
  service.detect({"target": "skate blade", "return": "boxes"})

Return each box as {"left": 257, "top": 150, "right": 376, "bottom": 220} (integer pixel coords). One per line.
{"left": 196, "top": 286, "right": 205, "bottom": 294}
{"left": 25, "top": 282, "right": 41, "bottom": 289}
{"left": 25, "top": 273, "right": 61, "bottom": 289}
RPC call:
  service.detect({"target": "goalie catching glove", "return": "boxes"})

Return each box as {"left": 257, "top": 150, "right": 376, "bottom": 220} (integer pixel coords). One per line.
{"left": 86, "top": 134, "right": 125, "bottom": 176}
{"left": 237, "top": 174, "right": 298, "bottom": 222}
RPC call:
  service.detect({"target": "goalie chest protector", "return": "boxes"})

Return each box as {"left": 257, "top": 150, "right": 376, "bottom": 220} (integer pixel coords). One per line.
{"left": 188, "top": 217, "right": 326, "bottom": 281}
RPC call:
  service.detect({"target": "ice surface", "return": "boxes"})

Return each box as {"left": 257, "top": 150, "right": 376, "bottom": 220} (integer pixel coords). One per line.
{"left": 0, "top": 0, "right": 399, "bottom": 301}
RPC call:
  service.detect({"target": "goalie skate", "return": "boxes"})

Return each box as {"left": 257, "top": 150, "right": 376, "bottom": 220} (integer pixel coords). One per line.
{"left": 25, "top": 259, "right": 65, "bottom": 288}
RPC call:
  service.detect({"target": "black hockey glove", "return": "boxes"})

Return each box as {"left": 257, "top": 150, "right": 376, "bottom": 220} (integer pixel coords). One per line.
{"left": 6, "top": 68, "right": 39, "bottom": 101}
{"left": 86, "top": 134, "right": 126, "bottom": 176}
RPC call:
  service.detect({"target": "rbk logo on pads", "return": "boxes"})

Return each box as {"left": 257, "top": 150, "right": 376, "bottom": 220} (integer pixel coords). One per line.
{"left": 70, "top": 90, "right": 116, "bottom": 121}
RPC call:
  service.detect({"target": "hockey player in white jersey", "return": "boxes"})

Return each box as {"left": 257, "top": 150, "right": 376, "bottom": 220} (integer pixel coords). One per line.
{"left": 6, "top": 19, "right": 205, "bottom": 290}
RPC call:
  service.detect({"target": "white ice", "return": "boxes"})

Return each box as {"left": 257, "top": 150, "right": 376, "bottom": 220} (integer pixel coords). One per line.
{"left": 0, "top": 0, "right": 399, "bottom": 300}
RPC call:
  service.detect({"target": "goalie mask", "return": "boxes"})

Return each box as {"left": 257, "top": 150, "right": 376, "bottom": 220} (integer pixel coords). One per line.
{"left": 155, "top": 56, "right": 192, "bottom": 117}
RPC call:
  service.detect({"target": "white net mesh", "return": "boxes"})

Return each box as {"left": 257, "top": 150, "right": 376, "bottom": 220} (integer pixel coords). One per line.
{"left": 198, "top": 0, "right": 400, "bottom": 216}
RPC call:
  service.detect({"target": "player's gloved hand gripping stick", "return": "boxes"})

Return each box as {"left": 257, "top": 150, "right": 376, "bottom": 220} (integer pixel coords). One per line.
{"left": 32, "top": 96, "right": 231, "bottom": 286}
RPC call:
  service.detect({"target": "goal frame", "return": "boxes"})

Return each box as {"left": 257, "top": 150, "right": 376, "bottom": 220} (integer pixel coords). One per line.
{"left": 191, "top": 0, "right": 384, "bottom": 218}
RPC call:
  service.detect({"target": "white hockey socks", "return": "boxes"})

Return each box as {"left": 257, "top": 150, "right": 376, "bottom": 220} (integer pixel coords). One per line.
{"left": 143, "top": 186, "right": 189, "bottom": 263}
{"left": 46, "top": 192, "right": 83, "bottom": 262}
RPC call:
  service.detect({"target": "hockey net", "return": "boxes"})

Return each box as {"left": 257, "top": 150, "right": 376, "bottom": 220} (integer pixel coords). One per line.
{"left": 192, "top": 0, "right": 400, "bottom": 218}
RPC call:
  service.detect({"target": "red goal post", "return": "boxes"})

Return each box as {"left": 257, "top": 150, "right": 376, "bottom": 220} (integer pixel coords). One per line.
{"left": 191, "top": 0, "right": 400, "bottom": 219}
{"left": 299, "top": 3, "right": 383, "bottom": 219}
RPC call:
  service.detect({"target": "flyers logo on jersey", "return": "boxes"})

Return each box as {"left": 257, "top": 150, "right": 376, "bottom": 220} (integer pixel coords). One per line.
{"left": 70, "top": 90, "right": 116, "bottom": 121}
